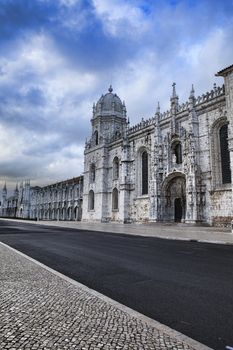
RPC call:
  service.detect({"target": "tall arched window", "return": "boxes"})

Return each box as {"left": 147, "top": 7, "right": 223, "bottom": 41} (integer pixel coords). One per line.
{"left": 141, "top": 150, "right": 148, "bottom": 195}
{"left": 220, "top": 124, "right": 231, "bottom": 184}
{"left": 90, "top": 164, "right": 95, "bottom": 183}
{"left": 174, "top": 143, "right": 182, "bottom": 164}
{"left": 89, "top": 190, "right": 94, "bottom": 210}
{"left": 94, "top": 130, "right": 98, "bottom": 145}
{"left": 113, "top": 157, "right": 119, "bottom": 180}
{"left": 112, "top": 188, "right": 118, "bottom": 210}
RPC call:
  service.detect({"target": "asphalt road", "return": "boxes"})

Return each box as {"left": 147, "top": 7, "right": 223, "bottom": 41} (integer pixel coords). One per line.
{"left": 0, "top": 220, "right": 233, "bottom": 350}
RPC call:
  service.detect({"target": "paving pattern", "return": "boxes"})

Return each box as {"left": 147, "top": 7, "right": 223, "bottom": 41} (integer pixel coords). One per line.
{"left": 0, "top": 244, "right": 207, "bottom": 350}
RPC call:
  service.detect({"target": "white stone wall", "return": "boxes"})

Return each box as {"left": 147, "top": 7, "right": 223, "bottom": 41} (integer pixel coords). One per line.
{"left": 83, "top": 70, "right": 233, "bottom": 225}
{"left": 210, "top": 188, "right": 232, "bottom": 226}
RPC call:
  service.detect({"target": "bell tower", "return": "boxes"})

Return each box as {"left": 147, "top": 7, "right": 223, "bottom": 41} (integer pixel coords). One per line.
{"left": 83, "top": 86, "right": 127, "bottom": 222}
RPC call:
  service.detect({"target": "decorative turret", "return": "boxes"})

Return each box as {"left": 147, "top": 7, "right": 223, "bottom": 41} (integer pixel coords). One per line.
{"left": 155, "top": 101, "right": 160, "bottom": 119}
{"left": 188, "top": 84, "right": 198, "bottom": 135}
{"left": 2, "top": 182, "right": 7, "bottom": 199}
{"left": 170, "top": 82, "right": 179, "bottom": 114}
{"left": 170, "top": 83, "right": 179, "bottom": 135}
{"left": 122, "top": 101, "right": 127, "bottom": 118}
{"left": 189, "top": 84, "right": 195, "bottom": 109}
{"left": 14, "top": 183, "right": 19, "bottom": 198}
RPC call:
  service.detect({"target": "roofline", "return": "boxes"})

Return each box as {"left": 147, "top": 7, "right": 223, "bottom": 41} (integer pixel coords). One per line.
{"left": 215, "top": 64, "right": 233, "bottom": 77}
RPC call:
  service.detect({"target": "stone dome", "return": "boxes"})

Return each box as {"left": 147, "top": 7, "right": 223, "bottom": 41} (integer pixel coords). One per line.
{"left": 95, "top": 85, "right": 124, "bottom": 116}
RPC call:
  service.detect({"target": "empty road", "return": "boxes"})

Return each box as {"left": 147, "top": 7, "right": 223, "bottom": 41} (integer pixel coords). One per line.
{"left": 0, "top": 220, "right": 233, "bottom": 350}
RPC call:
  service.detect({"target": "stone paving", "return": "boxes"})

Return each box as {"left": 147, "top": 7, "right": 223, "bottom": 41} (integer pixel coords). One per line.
{"left": 0, "top": 243, "right": 211, "bottom": 350}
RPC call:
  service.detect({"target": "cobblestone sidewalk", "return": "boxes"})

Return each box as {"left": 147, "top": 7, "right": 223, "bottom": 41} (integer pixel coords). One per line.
{"left": 0, "top": 243, "right": 211, "bottom": 350}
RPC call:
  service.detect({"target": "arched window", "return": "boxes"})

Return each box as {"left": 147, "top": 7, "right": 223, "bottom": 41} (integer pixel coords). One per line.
{"left": 141, "top": 150, "right": 148, "bottom": 195}
{"left": 174, "top": 143, "right": 182, "bottom": 164}
{"left": 113, "top": 157, "right": 119, "bottom": 180}
{"left": 112, "top": 188, "right": 118, "bottom": 210}
{"left": 94, "top": 130, "right": 98, "bottom": 145}
{"left": 74, "top": 206, "right": 78, "bottom": 220}
{"left": 90, "top": 164, "right": 96, "bottom": 183}
{"left": 211, "top": 118, "right": 232, "bottom": 187}
{"left": 220, "top": 124, "right": 231, "bottom": 184}
{"left": 89, "top": 190, "right": 95, "bottom": 210}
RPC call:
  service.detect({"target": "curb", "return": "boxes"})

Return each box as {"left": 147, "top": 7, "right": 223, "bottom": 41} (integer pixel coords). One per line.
{"left": 0, "top": 241, "right": 212, "bottom": 350}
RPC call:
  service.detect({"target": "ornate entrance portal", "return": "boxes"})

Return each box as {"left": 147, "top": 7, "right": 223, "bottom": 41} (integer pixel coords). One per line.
{"left": 162, "top": 173, "right": 186, "bottom": 222}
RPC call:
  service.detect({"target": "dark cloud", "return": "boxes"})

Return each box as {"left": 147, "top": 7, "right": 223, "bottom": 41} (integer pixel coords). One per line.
{"left": 0, "top": 157, "right": 42, "bottom": 178}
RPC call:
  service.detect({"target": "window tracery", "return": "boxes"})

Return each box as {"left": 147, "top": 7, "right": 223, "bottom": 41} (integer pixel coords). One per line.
{"left": 94, "top": 130, "right": 98, "bottom": 145}
{"left": 219, "top": 124, "right": 231, "bottom": 184}
{"left": 141, "top": 150, "right": 148, "bottom": 195}
{"left": 211, "top": 118, "right": 231, "bottom": 187}
{"left": 113, "top": 157, "right": 119, "bottom": 180}
{"left": 89, "top": 190, "right": 94, "bottom": 210}
{"left": 112, "top": 188, "right": 118, "bottom": 210}
{"left": 90, "top": 164, "right": 96, "bottom": 183}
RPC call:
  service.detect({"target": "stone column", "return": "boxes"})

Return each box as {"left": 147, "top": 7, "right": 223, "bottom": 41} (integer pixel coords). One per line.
{"left": 216, "top": 66, "right": 233, "bottom": 217}
{"left": 185, "top": 86, "right": 200, "bottom": 223}
{"left": 119, "top": 137, "right": 131, "bottom": 223}
{"left": 149, "top": 106, "right": 161, "bottom": 222}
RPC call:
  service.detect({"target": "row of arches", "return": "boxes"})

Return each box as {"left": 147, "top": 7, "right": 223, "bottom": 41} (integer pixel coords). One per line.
{"left": 88, "top": 188, "right": 119, "bottom": 211}
{"left": 30, "top": 206, "right": 82, "bottom": 221}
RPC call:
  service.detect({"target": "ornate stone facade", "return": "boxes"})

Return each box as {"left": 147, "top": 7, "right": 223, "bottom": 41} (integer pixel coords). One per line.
{"left": 0, "top": 177, "right": 83, "bottom": 221}
{"left": 83, "top": 65, "right": 233, "bottom": 226}
{"left": 1, "top": 64, "right": 233, "bottom": 226}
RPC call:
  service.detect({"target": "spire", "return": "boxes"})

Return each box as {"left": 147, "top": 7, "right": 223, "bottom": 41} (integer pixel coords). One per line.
{"left": 3, "top": 182, "right": 7, "bottom": 198}
{"left": 92, "top": 102, "right": 96, "bottom": 117}
{"left": 189, "top": 84, "right": 196, "bottom": 110}
{"left": 122, "top": 100, "right": 127, "bottom": 118}
{"left": 14, "top": 183, "right": 19, "bottom": 197}
{"left": 170, "top": 82, "right": 179, "bottom": 114}
{"left": 172, "top": 82, "right": 177, "bottom": 98}
{"left": 156, "top": 101, "right": 160, "bottom": 114}
{"left": 108, "top": 85, "right": 113, "bottom": 93}
{"left": 189, "top": 84, "right": 195, "bottom": 98}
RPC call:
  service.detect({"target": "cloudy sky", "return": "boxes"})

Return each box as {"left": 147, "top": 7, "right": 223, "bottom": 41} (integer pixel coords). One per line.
{"left": 0, "top": 0, "right": 233, "bottom": 192}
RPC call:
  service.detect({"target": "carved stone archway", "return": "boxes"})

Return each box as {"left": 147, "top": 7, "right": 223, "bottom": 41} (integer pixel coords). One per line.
{"left": 162, "top": 172, "right": 186, "bottom": 222}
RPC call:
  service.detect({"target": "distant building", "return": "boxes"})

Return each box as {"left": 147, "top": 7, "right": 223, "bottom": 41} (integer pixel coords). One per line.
{"left": 1, "top": 64, "right": 233, "bottom": 226}
{"left": 0, "top": 177, "right": 83, "bottom": 221}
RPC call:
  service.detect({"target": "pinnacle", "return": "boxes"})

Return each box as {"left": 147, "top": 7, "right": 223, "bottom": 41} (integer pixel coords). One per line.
{"left": 189, "top": 84, "right": 195, "bottom": 98}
